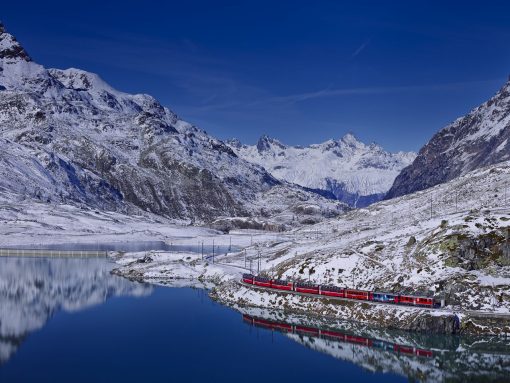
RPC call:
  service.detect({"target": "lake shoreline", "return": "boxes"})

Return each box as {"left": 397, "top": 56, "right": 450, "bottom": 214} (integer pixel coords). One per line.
{"left": 111, "top": 250, "right": 510, "bottom": 337}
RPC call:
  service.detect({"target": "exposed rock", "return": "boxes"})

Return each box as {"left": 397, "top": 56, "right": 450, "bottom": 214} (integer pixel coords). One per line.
{"left": 387, "top": 79, "right": 510, "bottom": 199}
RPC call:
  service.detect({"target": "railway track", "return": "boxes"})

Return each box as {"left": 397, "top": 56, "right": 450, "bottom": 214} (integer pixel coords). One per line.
{"left": 239, "top": 280, "right": 510, "bottom": 319}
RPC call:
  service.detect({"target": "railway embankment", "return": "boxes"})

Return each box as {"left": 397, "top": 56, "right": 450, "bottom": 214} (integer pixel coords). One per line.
{"left": 212, "top": 281, "right": 510, "bottom": 336}
{"left": 211, "top": 281, "right": 463, "bottom": 335}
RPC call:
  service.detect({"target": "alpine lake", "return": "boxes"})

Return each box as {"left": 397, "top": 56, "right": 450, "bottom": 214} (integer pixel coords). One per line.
{"left": 0, "top": 246, "right": 509, "bottom": 383}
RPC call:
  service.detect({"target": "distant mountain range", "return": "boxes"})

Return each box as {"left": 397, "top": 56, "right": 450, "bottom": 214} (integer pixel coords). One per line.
{"left": 228, "top": 134, "right": 415, "bottom": 207}
{"left": 0, "top": 22, "right": 345, "bottom": 223}
{"left": 386, "top": 78, "right": 510, "bottom": 199}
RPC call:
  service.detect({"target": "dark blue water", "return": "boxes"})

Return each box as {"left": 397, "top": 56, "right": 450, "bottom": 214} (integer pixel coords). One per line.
{"left": 0, "top": 257, "right": 508, "bottom": 382}
{"left": 0, "top": 287, "right": 406, "bottom": 383}
{"left": 0, "top": 256, "right": 404, "bottom": 383}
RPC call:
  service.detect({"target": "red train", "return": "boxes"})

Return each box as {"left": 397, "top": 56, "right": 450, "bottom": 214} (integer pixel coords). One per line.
{"left": 242, "top": 274, "right": 437, "bottom": 308}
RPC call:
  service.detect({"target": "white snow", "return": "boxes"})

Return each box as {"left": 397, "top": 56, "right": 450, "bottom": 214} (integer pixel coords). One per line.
{"left": 228, "top": 134, "right": 415, "bottom": 204}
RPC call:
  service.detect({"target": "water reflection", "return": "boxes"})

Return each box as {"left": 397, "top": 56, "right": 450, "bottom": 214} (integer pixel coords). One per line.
{"left": 240, "top": 308, "right": 510, "bottom": 382}
{"left": 0, "top": 257, "right": 151, "bottom": 365}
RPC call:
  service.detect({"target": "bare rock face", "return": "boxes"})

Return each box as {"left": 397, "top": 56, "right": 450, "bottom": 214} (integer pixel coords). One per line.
{"left": 0, "top": 23, "right": 345, "bottom": 222}
{"left": 386, "top": 80, "right": 510, "bottom": 199}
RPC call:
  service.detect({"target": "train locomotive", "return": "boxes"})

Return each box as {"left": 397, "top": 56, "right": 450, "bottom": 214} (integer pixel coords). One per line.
{"left": 242, "top": 274, "right": 436, "bottom": 308}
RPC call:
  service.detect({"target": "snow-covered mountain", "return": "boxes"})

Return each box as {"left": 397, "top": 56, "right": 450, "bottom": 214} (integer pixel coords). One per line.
{"left": 227, "top": 134, "right": 415, "bottom": 207}
{"left": 0, "top": 22, "right": 345, "bottom": 223}
{"left": 386, "top": 78, "right": 510, "bottom": 199}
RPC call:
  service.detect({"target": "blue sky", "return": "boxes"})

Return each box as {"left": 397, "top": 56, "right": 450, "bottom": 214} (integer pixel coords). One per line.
{"left": 2, "top": 0, "right": 510, "bottom": 151}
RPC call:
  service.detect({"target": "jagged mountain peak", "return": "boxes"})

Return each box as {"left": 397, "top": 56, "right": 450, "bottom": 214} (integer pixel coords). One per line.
{"left": 228, "top": 134, "right": 416, "bottom": 207}
{"left": 256, "top": 134, "right": 286, "bottom": 153}
{"left": 0, "top": 22, "right": 31, "bottom": 62}
{"left": 339, "top": 132, "right": 362, "bottom": 146}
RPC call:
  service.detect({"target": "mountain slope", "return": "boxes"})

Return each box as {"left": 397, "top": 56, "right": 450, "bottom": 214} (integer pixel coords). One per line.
{"left": 228, "top": 134, "right": 415, "bottom": 207}
{"left": 386, "top": 78, "right": 510, "bottom": 199}
{"left": 0, "top": 22, "right": 345, "bottom": 223}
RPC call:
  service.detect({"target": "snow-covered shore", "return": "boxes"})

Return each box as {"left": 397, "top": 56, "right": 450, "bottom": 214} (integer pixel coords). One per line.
{"left": 111, "top": 161, "right": 510, "bottom": 335}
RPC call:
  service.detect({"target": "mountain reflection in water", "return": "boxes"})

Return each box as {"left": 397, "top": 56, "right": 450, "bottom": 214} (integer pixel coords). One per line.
{"left": 0, "top": 257, "right": 151, "bottom": 364}
{"left": 241, "top": 310, "right": 510, "bottom": 382}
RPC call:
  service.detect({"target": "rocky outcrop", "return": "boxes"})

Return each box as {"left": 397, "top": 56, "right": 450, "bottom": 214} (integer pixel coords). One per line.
{"left": 440, "top": 229, "right": 510, "bottom": 270}
{"left": 0, "top": 22, "right": 31, "bottom": 61}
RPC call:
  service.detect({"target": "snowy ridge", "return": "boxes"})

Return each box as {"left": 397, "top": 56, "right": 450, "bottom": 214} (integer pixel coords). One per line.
{"left": 387, "top": 78, "right": 510, "bottom": 199}
{"left": 228, "top": 134, "right": 415, "bottom": 207}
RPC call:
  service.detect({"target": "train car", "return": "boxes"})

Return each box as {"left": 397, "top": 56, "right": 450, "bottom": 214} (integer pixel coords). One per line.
{"left": 415, "top": 348, "right": 433, "bottom": 358}
{"left": 398, "top": 295, "right": 415, "bottom": 305}
{"left": 415, "top": 296, "right": 434, "bottom": 307}
{"left": 253, "top": 276, "right": 271, "bottom": 288}
{"left": 345, "top": 334, "right": 372, "bottom": 347}
{"left": 294, "top": 282, "right": 320, "bottom": 295}
{"left": 271, "top": 279, "right": 293, "bottom": 291}
{"left": 372, "top": 339, "right": 395, "bottom": 352}
{"left": 320, "top": 285, "right": 345, "bottom": 298}
{"left": 253, "top": 317, "right": 275, "bottom": 329}
{"left": 372, "top": 291, "right": 398, "bottom": 304}
{"left": 270, "top": 321, "right": 293, "bottom": 332}
{"left": 345, "top": 289, "right": 371, "bottom": 300}
{"left": 399, "top": 294, "right": 434, "bottom": 307}
{"left": 242, "top": 273, "right": 254, "bottom": 284}
{"left": 321, "top": 329, "right": 346, "bottom": 340}
{"left": 394, "top": 344, "right": 415, "bottom": 355}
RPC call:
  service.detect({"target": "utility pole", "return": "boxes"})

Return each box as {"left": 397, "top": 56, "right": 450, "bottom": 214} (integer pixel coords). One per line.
{"left": 229, "top": 236, "right": 232, "bottom": 251}
{"left": 244, "top": 249, "right": 247, "bottom": 269}
{"left": 201, "top": 241, "right": 204, "bottom": 260}
{"left": 430, "top": 197, "right": 433, "bottom": 219}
